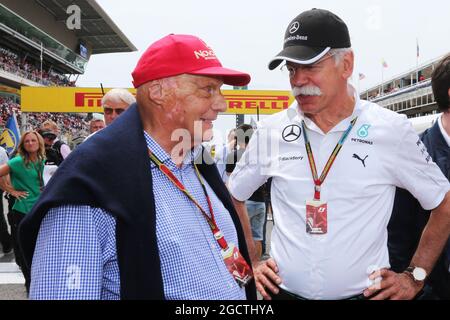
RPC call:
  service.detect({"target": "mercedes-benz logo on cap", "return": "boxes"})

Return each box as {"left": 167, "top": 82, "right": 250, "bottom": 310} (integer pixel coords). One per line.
{"left": 282, "top": 124, "right": 301, "bottom": 142}
{"left": 289, "top": 21, "right": 300, "bottom": 34}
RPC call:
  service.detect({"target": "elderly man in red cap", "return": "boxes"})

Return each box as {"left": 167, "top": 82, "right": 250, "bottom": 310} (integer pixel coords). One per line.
{"left": 19, "top": 34, "right": 256, "bottom": 300}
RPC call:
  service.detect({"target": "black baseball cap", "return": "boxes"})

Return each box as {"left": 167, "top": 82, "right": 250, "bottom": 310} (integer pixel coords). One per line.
{"left": 268, "top": 8, "right": 351, "bottom": 70}
{"left": 39, "top": 130, "right": 57, "bottom": 139}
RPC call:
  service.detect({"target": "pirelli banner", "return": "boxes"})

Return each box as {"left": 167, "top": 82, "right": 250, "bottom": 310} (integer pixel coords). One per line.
{"left": 20, "top": 87, "right": 294, "bottom": 115}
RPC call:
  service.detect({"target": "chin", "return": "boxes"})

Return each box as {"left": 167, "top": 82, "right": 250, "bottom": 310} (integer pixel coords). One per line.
{"left": 202, "top": 130, "right": 214, "bottom": 142}
{"left": 297, "top": 96, "right": 320, "bottom": 108}
{"left": 297, "top": 104, "right": 312, "bottom": 112}
{"left": 203, "top": 121, "right": 213, "bottom": 130}
{"left": 202, "top": 122, "right": 213, "bottom": 136}
{"left": 297, "top": 101, "right": 322, "bottom": 114}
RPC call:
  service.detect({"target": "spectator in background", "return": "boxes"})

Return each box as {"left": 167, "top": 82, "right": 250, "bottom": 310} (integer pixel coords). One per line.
{"left": 389, "top": 53, "right": 450, "bottom": 300}
{"left": 0, "top": 130, "right": 46, "bottom": 293}
{"left": 89, "top": 118, "right": 105, "bottom": 134}
{"left": 39, "top": 120, "right": 71, "bottom": 166}
{"left": 0, "top": 145, "right": 12, "bottom": 255}
{"left": 215, "top": 128, "right": 236, "bottom": 183}
{"left": 226, "top": 124, "right": 267, "bottom": 259}
{"left": 102, "top": 88, "right": 136, "bottom": 126}
{"left": 83, "top": 91, "right": 135, "bottom": 142}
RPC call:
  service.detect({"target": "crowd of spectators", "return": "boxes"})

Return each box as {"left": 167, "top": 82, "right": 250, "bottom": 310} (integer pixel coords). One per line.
{"left": 0, "top": 96, "right": 90, "bottom": 145}
{"left": 24, "top": 112, "right": 89, "bottom": 138}
{"left": 365, "top": 74, "right": 430, "bottom": 101}
{"left": 0, "top": 47, "right": 75, "bottom": 87}
{"left": 0, "top": 96, "right": 20, "bottom": 123}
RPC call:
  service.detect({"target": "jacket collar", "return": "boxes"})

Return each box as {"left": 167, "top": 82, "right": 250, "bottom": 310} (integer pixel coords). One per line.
{"left": 424, "top": 120, "right": 450, "bottom": 154}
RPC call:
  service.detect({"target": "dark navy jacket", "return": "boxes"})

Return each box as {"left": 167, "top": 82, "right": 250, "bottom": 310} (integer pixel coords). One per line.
{"left": 18, "top": 103, "right": 256, "bottom": 300}
{"left": 389, "top": 120, "right": 450, "bottom": 299}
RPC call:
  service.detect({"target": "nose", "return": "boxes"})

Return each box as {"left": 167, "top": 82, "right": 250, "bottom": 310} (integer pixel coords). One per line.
{"left": 290, "top": 68, "right": 309, "bottom": 87}
{"left": 211, "top": 92, "right": 227, "bottom": 113}
{"left": 110, "top": 113, "right": 118, "bottom": 121}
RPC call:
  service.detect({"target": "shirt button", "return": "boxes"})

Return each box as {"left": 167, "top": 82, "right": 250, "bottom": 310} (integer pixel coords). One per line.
{"left": 228, "top": 282, "right": 234, "bottom": 288}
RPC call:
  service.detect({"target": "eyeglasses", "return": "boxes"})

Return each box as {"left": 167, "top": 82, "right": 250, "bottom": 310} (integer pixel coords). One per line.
{"left": 281, "top": 53, "right": 336, "bottom": 78}
{"left": 103, "top": 107, "right": 125, "bottom": 115}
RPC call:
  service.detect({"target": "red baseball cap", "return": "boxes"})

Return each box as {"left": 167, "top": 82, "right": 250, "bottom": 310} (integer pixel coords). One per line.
{"left": 132, "top": 34, "right": 251, "bottom": 88}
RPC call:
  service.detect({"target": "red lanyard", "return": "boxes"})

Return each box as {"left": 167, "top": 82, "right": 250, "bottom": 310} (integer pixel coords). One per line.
{"left": 147, "top": 149, "right": 228, "bottom": 250}
{"left": 301, "top": 117, "right": 358, "bottom": 200}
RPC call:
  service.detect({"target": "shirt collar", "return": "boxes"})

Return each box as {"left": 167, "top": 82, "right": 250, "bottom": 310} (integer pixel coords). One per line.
{"left": 143, "top": 131, "right": 202, "bottom": 169}
{"left": 291, "top": 85, "right": 363, "bottom": 134}
{"left": 438, "top": 114, "right": 450, "bottom": 148}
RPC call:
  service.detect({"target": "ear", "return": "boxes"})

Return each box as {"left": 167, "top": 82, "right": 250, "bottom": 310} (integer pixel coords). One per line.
{"left": 447, "top": 87, "right": 450, "bottom": 99}
{"left": 146, "top": 80, "right": 165, "bottom": 105}
{"left": 341, "top": 50, "right": 354, "bottom": 80}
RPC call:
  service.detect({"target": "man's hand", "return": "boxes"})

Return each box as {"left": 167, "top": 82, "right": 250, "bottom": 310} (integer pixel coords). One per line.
{"left": 363, "top": 268, "right": 423, "bottom": 300}
{"left": 254, "top": 258, "right": 282, "bottom": 300}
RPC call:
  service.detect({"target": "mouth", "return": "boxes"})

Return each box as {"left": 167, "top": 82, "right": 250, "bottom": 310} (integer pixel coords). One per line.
{"left": 200, "top": 118, "right": 216, "bottom": 125}
{"left": 296, "top": 94, "right": 319, "bottom": 100}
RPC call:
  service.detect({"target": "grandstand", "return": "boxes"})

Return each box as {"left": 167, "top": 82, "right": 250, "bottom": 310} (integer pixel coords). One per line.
{"left": 360, "top": 54, "right": 448, "bottom": 119}
{"left": 0, "top": 0, "right": 136, "bottom": 141}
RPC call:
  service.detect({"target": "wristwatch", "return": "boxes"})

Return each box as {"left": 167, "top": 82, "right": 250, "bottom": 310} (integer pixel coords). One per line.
{"left": 404, "top": 266, "right": 427, "bottom": 283}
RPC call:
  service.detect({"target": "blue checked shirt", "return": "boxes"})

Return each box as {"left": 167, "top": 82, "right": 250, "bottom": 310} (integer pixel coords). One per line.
{"left": 30, "top": 132, "right": 246, "bottom": 300}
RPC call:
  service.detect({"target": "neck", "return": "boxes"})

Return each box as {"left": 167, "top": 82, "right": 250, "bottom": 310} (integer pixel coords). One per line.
{"left": 441, "top": 112, "right": 450, "bottom": 137}
{"left": 29, "top": 153, "right": 38, "bottom": 162}
{"left": 305, "top": 91, "right": 355, "bottom": 134}
{"left": 139, "top": 107, "right": 193, "bottom": 167}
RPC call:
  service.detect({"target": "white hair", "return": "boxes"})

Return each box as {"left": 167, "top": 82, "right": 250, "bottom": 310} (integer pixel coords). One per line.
{"left": 90, "top": 118, "right": 104, "bottom": 124}
{"left": 329, "top": 48, "right": 353, "bottom": 66}
{"left": 102, "top": 88, "right": 136, "bottom": 106}
{"left": 91, "top": 112, "right": 105, "bottom": 121}
{"left": 292, "top": 85, "right": 322, "bottom": 97}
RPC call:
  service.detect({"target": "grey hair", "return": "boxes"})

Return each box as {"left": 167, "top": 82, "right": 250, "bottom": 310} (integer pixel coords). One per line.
{"left": 90, "top": 118, "right": 104, "bottom": 124}
{"left": 329, "top": 48, "right": 353, "bottom": 66}
{"left": 102, "top": 88, "right": 136, "bottom": 106}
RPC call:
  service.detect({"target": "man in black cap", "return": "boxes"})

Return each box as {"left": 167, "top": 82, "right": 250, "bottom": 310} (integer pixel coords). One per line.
{"left": 228, "top": 8, "right": 450, "bottom": 300}
{"left": 39, "top": 120, "right": 71, "bottom": 166}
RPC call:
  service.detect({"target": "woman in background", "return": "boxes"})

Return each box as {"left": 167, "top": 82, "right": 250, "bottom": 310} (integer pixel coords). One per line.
{"left": 0, "top": 130, "right": 45, "bottom": 293}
